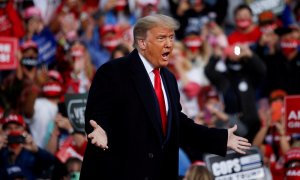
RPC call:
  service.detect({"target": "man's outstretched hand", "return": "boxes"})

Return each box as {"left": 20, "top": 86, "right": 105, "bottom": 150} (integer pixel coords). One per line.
{"left": 227, "top": 125, "right": 251, "bottom": 154}
{"left": 88, "top": 120, "right": 108, "bottom": 150}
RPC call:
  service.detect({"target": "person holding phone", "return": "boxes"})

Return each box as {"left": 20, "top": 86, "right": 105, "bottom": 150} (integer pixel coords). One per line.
{"left": 205, "top": 43, "right": 267, "bottom": 143}
{"left": 0, "top": 113, "right": 55, "bottom": 180}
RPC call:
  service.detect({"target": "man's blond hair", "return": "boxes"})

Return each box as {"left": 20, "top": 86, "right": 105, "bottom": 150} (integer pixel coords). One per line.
{"left": 133, "top": 14, "right": 180, "bottom": 49}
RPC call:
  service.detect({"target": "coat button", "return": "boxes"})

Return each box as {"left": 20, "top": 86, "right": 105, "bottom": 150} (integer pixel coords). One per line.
{"left": 148, "top": 153, "right": 154, "bottom": 158}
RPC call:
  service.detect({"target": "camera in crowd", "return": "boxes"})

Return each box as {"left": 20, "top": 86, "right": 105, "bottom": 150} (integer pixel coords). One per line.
{"left": 7, "top": 133, "right": 26, "bottom": 144}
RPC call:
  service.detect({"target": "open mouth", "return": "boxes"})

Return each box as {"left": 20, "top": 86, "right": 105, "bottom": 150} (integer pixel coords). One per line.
{"left": 162, "top": 52, "right": 170, "bottom": 60}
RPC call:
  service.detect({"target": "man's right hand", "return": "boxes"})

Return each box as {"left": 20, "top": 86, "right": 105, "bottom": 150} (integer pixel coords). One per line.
{"left": 88, "top": 120, "right": 108, "bottom": 150}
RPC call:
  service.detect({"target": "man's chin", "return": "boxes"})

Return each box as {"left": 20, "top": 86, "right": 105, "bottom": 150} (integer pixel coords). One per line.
{"left": 159, "top": 61, "right": 169, "bottom": 67}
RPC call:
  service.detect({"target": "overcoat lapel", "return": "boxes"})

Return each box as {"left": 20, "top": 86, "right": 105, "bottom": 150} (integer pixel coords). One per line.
{"left": 128, "top": 49, "right": 164, "bottom": 144}
{"left": 161, "top": 68, "right": 174, "bottom": 142}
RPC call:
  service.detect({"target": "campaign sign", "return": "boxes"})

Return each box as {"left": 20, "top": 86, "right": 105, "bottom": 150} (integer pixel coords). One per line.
{"left": 0, "top": 37, "right": 18, "bottom": 70}
{"left": 285, "top": 95, "right": 300, "bottom": 134}
{"left": 29, "top": 27, "right": 57, "bottom": 65}
{"left": 64, "top": 93, "right": 88, "bottom": 133}
{"left": 204, "top": 147, "right": 265, "bottom": 180}
{"left": 55, "top": 136, "right": 83, "bottom": 163}
{"left": 248, "top": 0, "right": 284, "bottom": 16}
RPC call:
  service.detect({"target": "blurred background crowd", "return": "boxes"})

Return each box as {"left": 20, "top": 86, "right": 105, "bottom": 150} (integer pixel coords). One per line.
{"left": 0, "top": 0, "right": 300, "bottom": 179}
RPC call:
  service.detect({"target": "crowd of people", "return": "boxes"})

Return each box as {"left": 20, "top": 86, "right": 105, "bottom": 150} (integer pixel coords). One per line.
{"left": 0, "top": 0, "right": 300, "bottom": 179}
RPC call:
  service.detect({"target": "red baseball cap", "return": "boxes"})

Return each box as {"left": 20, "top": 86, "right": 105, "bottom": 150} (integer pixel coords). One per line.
{"left": 48, "top": 70, "right": 63, "bottom": 84}
{"left": 285, "top": 148, "right": 300, "bottom": 165}
{"left": 42, "top": 81, "right": 63, "bottom": 97}
{"left": 20, "top": 40, "right": 38, "bottom": 52}
{"left": 23, "top": 6, "right": 42, "bottom": 20}
{"left": 285, "top": 151, "right": 300, "bottom": 180}
{"left": 99, "top": 24, "right": 118, "bottom": 37}
{"left": 1, "top": 114, "right": 26, "bottom": 128}
{"left": 258, "top": 11, "right": 275, "bottom": 24}
{"left": 270, "top": 89, "right": 287, "bottom": 100}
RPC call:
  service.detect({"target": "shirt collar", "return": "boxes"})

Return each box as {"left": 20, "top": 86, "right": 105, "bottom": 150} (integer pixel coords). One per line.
{"left": 138, "top": 52, "right": 155, "bottom": 75}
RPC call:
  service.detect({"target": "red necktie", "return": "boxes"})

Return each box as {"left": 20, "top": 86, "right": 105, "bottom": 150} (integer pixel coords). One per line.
{"left": 153, "top": 68, "right": 167, "bottom": 136}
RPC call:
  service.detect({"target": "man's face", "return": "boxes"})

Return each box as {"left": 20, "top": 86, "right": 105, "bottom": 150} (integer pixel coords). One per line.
{"left": 280, "top": 31, "right": 300, "bottom": 57}
{"left": 281, "top": 30, "right": 300, "bottom": 40}
{"left": 26, "top": 17, "right": 42, "bottom": 34}
{"left": 101, "top": 31, "right": 120, "bottom": 52}
{"left": 235, "top": 8, "right": 252, "bottom": 21}
{"left": 140, "top": 26, "right": 174, "bottom": 68}
{"left": 3, "top": 123, "right": 24, "bottom": 135}
{"left": 22, "top": 48, "right": 38, "bottom": 58}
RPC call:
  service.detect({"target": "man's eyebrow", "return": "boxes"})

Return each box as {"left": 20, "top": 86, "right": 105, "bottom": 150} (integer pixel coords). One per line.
{"left": 157, "top": 34, "right": 174, "bottom": 38}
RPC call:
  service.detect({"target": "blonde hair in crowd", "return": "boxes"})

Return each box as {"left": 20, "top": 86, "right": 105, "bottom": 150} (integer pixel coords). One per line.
{"left": 133, "top": 14, "right": 180, "bottom": 49}
{"left": 184, "top": 164, "right": 213, "bottom": 180}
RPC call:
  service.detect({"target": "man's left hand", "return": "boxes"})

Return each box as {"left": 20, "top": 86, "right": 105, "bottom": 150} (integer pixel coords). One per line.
{"left": 227, "top": 125, "right": 251, "bottom": 154}
{"left": 88, "top": 120, "right": 108, "bottom": 150}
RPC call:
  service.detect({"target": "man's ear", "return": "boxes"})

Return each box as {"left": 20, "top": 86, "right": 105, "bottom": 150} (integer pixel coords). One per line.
{"left": 137, "top": 39, "right": 146, "bottom": 50}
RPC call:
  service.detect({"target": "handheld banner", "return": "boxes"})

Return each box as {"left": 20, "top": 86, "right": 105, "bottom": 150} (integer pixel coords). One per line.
{"left": 64, "top": 93, "right": 88, "bottom": 133}
{"left": 285, "top": 95, "right": 300, "bottom": 134}
{"left": 0, "top": 37, "right": 18, "bottom": 70}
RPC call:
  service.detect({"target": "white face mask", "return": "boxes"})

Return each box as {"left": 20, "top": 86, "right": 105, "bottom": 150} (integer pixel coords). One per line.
{"left": 102, "top": 38, "right": 120, "bottom": 52}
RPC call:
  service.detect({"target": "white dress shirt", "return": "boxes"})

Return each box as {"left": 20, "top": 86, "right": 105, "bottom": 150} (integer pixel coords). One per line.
{"left": 139, "top": 53, "right": 169, "bottom": 113}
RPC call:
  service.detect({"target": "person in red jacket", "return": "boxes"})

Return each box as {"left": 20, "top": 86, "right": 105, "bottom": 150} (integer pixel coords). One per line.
{"left": 0, "top": 0, "right": 25, "bottom": 38}
{"left": 228, "top": 4, "right": 261, "bottom": 46}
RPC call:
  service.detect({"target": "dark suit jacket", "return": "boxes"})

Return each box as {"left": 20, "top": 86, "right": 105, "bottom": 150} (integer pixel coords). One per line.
{"left": 80, "top": 49, "right": 228, "bottom": 180}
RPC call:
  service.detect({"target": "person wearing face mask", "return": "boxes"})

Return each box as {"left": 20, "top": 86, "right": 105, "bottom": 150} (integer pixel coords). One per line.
{"left": 205, "top": 43, "right": 266, "bottom": 143}
{"left": 254, "top": 10, "right": 282, "bottom": 99}
{"left": 64, "top": 41, "right": 95, "bottom": 94}
{"left": 228, "top": 4, "right": 262, "bottom": 46}
{"left": 2, "top": 40, "right": 42, "bottom": 119}
{"left": 84, "top": 24, "right": 121, "bottom": 69}
{"left": 258, "top": 26, "right": 300, "bottom": 96}
{"left": 101, "top": 0, "right": 136, "bottom": 27}
{"left": 175, "top": 30, "right": 211, "bottom": 118}
{"left": 284, "top": 148, "right": 300, "bottom": 180}
{"left": 65, "top": 157, "right": 82, "bottom": 180}
{"left": 0, "top": 113, "right": 55, "bottom": 180}
{"left": 133, "top": 0, "right": 160, "bottom": 18}
{"left": 27, "top": 70, "right": 65, "bottom": 149}
{"left": 175, "top": 0, "right": 214, "bottom": 41}
{"left": 22, "top": 6, "right": 57, "bottom": 67}
{"left": 256, "top": 11, "right": 281, "bottom": 57}
{"left": 100, "top": 25, "right": 122, "bottom": 53}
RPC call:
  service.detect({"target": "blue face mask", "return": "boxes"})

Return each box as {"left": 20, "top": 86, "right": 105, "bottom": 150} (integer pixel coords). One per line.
{"left": 70, "top": 172, "right": 80, "bottom": 180}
